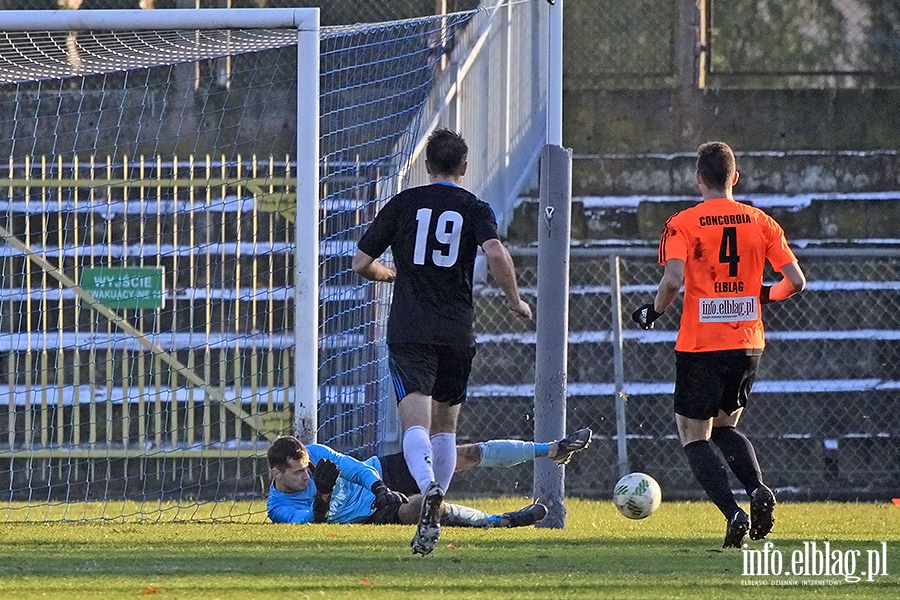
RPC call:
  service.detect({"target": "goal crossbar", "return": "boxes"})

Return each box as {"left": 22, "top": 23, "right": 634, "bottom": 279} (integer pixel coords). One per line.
{"left": 0, "top": 8, "right": 318, "bottom": 32}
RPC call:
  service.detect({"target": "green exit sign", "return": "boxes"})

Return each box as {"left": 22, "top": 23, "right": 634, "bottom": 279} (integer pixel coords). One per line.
{"left": 81, "top": 266, "right": 165, "bottom": 310}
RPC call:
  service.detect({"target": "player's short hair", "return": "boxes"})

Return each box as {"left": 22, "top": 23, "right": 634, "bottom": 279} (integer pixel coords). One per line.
{"left": 696, "top": 141, "right": 736, "bottom": 190}
{"left": 425, "top": 129, "right": 468, "bottom": 176}
{"left": 267, "top": 435, "right": 309, "bottom": 470}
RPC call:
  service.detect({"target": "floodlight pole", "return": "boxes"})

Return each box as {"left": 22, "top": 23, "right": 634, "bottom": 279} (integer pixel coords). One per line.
{"left": 534, "top": 0, "right": 570, "bottom": 529}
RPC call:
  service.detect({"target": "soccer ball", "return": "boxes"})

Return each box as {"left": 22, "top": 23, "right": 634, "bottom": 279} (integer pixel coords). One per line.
{"left": 613, "top": 472, "right": 662, "bottom": 519}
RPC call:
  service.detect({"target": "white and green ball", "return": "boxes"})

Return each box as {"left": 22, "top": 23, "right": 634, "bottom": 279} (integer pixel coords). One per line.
{"left": 613, "top": 472, "right": 662, "bottom": 519}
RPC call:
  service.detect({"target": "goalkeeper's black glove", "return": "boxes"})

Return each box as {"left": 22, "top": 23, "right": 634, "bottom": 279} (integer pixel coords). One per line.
{"left": 312, "top": 458, "right": 340, "bottom": 495}
{"left": 312, "top": 493, "right": 330, "bottom": 523}
{"left": 631, "top": 303, "right": 664, "bottom": 330}
{"left": 311, "top": 459, "right": 340, "bottom": 523}
{"left": 759, "top": 285, "right": 772, "bottom": 305}
{"left": 370, "top": 481, "right": 408, "bottom": 511}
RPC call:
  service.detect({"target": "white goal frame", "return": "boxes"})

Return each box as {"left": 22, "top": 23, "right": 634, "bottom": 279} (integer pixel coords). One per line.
{"left": 2, "top": 8, "right": 321, "bottom": 443}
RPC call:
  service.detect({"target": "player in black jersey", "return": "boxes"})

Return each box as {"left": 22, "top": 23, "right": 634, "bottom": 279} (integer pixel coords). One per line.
{"left": 353, "top": 129, "right": 532, "bottom": 555}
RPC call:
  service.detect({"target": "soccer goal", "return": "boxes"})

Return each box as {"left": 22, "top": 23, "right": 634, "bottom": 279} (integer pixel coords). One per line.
{"left": 0, "top": 7, "right": 479, "bottom": 522}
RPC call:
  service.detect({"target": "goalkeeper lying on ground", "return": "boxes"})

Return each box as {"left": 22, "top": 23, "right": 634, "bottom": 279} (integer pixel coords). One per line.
{"left": 266, "top": 428, "right": 592, "bottom": 527}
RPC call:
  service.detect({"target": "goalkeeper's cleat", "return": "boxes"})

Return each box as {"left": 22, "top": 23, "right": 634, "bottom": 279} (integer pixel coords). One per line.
{"left": 551, "top": 427, "right": 593, "bottom": 465}
{"left": 723, "top": 508, "right": 750, "bottom": 549}
{"left": 411, "top": 481, "right": 443, "bottom": 556}
{"left": 498, "top": 502, "right": 548, "bottom": 528}
{"left": 749, "top": 485, "right": 776, "bottom": 541}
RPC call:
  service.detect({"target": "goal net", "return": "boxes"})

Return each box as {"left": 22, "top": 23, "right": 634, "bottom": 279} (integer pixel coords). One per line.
{"left": 0, "top": 7, "right": 477, "bottom": 522}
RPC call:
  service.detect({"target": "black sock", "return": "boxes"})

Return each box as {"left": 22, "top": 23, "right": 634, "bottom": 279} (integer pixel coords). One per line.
{"left": 683, "top": 440, "right": 741, "bottom": 519}
{"left": 711, "top": 426, "right": 763, "bottom": 496}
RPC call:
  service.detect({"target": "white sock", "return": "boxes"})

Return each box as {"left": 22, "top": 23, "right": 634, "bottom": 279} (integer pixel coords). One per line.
{"left": 430, "top": 432, "right": 457, "bottom": 493}
{"left": 402, "top": 425, "right": 435, "bottom": 494}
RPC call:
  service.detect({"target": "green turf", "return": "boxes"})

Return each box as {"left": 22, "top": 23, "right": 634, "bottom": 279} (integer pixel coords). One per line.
{"left": 0, "top": 499, "right": 896, "bottom": 599}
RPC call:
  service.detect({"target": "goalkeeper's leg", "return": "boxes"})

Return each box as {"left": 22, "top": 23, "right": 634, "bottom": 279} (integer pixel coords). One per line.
{"left": 454, "top": 428, "right": 593, "bottom": 471}
{"left": 398, "top": 499, "right": 547, "bottom": 529}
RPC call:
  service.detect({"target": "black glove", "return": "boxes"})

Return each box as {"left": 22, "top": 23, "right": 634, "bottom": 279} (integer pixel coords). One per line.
{"left": 312, "top": 493, "right": 331, "bottom": 523}
{"left": 759, "top": 285, "right": 772, "bottom": 305}
{"left": 312, "top": 458, "right": 340, "bottom": 495}
{"left": 631, "top": 303, "right": 664, "bottom": 330}
{"left": 370, "top": 481, "right": 408, "bottom": 511}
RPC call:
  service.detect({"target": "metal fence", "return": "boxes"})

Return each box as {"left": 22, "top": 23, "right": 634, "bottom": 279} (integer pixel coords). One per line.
{"left": 0, "top": 155, "right": 295, "bottom": 486}
{"left": 7, "top": 1, "right": 898, "bottom": 89}
{"left": 451, "top": 245, "right": 900, "bottom": 500}
{"left": 564, "top": 0, "right": 900, "bottom": 89}
{"left": 2, "top": 156, "right": 896, "bottom": 500}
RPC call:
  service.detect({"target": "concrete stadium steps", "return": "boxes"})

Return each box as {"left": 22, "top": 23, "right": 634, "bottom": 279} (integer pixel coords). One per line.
{"left": 461, "top": 390, "right": 900, "bottom": 441}
{"left": 469, "top": 335, "right": 900, "bottom": 385}
{"left": 569, "top": 151, "right": 900, "bottom": 199}
{"left": 455, "top": 392, "right": 900, "bottom": 497}
{"left": 486, "top": 249, "right": 900, "bottom": 288}
{"left": 508, "top": 192, "right": 900, "bottom": 244}
{"left": 555, "top": 435, "right": 900, "bottom": 498}
{"left": 471, "top": 175, "right": 898, "bottom": 496}
{"left": 476, "top": 284, "right": 900, "bottom": 333}
{"left": 452, "top": 436, "right": 899, "bottom": 499}
{"left": 334, "top": 152, "right": 900, "bottom": 496}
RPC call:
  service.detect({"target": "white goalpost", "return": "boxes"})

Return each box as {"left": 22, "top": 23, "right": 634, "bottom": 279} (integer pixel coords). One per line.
{"left": 0, "top": 6, "right": 483, "bottom": 521}
{"left": 0, "top": 0, "right": 557, "bottom": 523}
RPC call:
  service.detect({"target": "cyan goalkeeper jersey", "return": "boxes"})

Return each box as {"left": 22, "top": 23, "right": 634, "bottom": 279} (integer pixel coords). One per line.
{"left": 266, "top": 443, "right": 384, "bottom": 524}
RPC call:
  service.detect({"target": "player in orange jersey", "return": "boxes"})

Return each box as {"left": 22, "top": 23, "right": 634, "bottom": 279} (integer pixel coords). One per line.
{"left": 632, "top": 142, "right": 806, "bottom": 549}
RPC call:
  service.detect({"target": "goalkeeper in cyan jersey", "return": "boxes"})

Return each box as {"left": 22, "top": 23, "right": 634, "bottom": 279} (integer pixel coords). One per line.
{"left": 266, "top": 428, "right": 591, "bottom": 528}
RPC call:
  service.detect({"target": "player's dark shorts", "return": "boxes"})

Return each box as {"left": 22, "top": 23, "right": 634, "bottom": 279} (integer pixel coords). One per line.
{"left": 388, "top": 343, "right": 476, "bottom": 406}
{"left": 378, "top": 451, "right": 420, "bottom": 497}
{"left": 365, "top": 502, "right": 403, "bottom": 525}
{"left": 673, "top": 349, "right": 762, "bottom": 420}
{"left": 362, "top": 452, "right": 419, "bottom": 525}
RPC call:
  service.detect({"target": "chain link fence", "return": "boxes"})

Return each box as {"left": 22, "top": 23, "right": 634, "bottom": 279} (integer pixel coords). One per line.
{"left": 452, "top": 247, "right": 900, "bottom": 500}
{"left": 8, "top": 1, "right": 898, "bottom": 89}
{"left": 565, "top": 0, "right": 900, "bottom": 89}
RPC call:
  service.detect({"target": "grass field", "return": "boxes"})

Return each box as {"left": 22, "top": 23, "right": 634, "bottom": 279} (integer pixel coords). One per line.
{"left": 0, "top": 499, "right": 896, "bottom": 599}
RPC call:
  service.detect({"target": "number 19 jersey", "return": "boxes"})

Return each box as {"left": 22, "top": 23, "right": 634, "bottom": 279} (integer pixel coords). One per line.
{"left": 357, "top": 183, "right": 499, "bottom": 347}
{"left": 658, "top": 197, "right": 797, "bottom": 353}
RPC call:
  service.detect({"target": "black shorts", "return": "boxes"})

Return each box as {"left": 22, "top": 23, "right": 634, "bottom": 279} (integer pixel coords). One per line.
{"left": 364, "top": 503, "right": 403, "bottom": 525}
{"left": 673, "top": 350, "right": 761, "bottom": 420}
{"left": 388, "top": 343, "right": 475, "bottom": 406}
{"left": 362, "top": 452, "right": 420, "bottom": 525}
{"left": 378, "top": 451, "right": 420, "bottom": 497}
